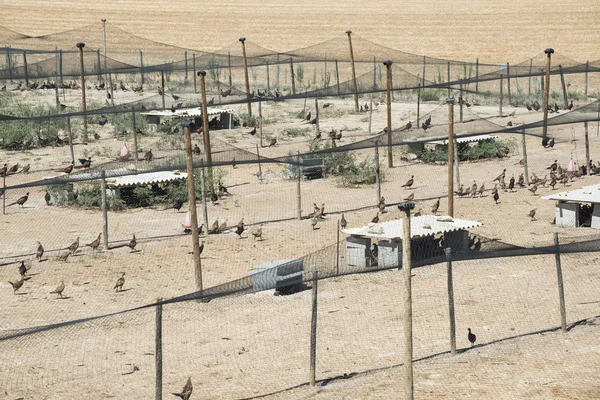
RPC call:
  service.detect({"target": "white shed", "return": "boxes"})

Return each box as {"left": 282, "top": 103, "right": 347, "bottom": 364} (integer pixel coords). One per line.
{"left": 542, "top": 184, "right": 600, "bottom": 228}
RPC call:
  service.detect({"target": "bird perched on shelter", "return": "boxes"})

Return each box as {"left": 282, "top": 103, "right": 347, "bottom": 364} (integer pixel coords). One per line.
{"left": 468, "top": 328, "right": 477, "bottom": 347}
{"left": 171, "top": 377, "right": 193, "bottom": 400}
{"left": 7, "top": 192, "right": 29, "bottom": 208}
{"left": 50, "top": 280, "right": 65, "bottom": 298}
{"left": 114, "top": 273, "right": 126, "bottom": 292}
{"left": 371, "top": 212, "right": 379, "bottom": 224}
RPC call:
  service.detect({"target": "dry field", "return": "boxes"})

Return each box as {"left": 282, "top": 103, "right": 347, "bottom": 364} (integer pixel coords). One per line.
{"left": 1, "top": 1, "right": 600, "bottom": 399}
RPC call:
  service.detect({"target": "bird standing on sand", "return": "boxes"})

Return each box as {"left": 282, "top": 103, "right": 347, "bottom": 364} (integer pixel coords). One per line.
{"left": 50, "top": 280, "right": 65, "bottom": 298}
{"left": 378, "top": 197, "right": 386, "bottom": 213}
{"left": 405, "top": 192, "right": 415, "bottom": 201}
{"left": 401, "top": 176, "right": 414, "bottom": 189}
{"left": 493, "top": 190, "right": 499, "bottom": 204}
{"left": 68, "top": 237, "right": 80, "bottom": 255}
{"left": 45, "top": 191, "right": 51, "bottom": 205}
{"left": 36, "top": 242, "right": 44, "bottom": 262}
{"left": 128, "top": 234, "right": 137, "bottom": 252}
{"left": 9, "top": 277, "right": 24, "bottom": 294}
{"left": 371, "top": 213, "right": 379, "bottom": 224}
{"left": 173, "top": 198, "right": 184, "bottom": 212}
{"left": 268, "top": 138, "right": 277, "bottom": 147}
{"left": 18, "top": 261, "right": 27, "bottom": 277}
{"left": 311, "top": 217, "right": 319, "bottom": 230}
{"left": 529, "top": 209, "right": 536, "bottom": 221}
{"left": 171, "top": 377, "right": 193, "bottom": 400}
{"left": 529, "top": 184, "right": 538, "bottom": 195}
{"left": 340, "top": 214, "right": 347, "bottom": 229}
{"left": 86, "top": 233, "right": 102, "bottom": 251}
{"left": 235, "top": 218, "right": 245, "bottom": 238}
{"left": 468, "top": 328, "right": 476, "bottom": 347}
{"left": 114, "top": 273, "right": 126, "bottom": 292}
{"left": 250, "top": 225, "right": 263, "bottom": 241}
{"left": 55, "top": 162, "right": 74, "bottom": 174}
{"left": 7, "top": 192, "right": 29, "bottom": 208}
{"left": 493, "top": 169, "right": 506, "bottom": 182}
{"left": 431, "top": 198, "right": 440, "bottom": 215}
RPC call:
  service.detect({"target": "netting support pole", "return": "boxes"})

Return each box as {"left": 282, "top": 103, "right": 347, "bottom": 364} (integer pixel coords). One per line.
{"left": 161, "top": 70, "right": 166, "bottom": 109}
{"left": 447, "top": 61, "right": 451, "bottom": 98}
{"left": 416, "top": 82, "right": 421, "bottom": 126}
{"left": 553, "top": 232, "right": 567, "bottom": 332}
{"left": 422, "top": 56, "right": 426, "bottom": 88}
{"left": 266, "top": 60, "right": 270, "bottom": 93}
{"left": 77, "top": 42, "right": 88, "bottom": 144}
{"left": 335, "top": 59, "right": 340, "bottom": 96}
{"left": 542, "top": 48, "right": 554, "bottom": 138}
{"left": 140, "top": 50, "right": 145, "bottom": 86}
{"left": 585, "top": 122, "right": 590, "bottom": 172}
{"left": 336, "top": 222, "right": 340, "bottom": 275}
{"left": 192, "top": 53, "right": 197, "bottom": 93}
{"left": 290, "top": 57, "right": 296, "bottom": 95}
{"left": 373, "top": 56, "right": 376, "bottom": 89}
{"left": 198, "top": 71, "right": 212, "bottom": 167}
{"left": 459, "top": 80, "right": 464, "bottom": 123}
{"left": 368, "top": 96, "right": 373, "bottom": 135}
{"left": 54, "top": 49, "right": 60, "bottom": 106}
{"left": 259, "top": 100, "right": 263, "bottom": 148}
{"left": 559, "top": 64, "right": 568, "bottom": 109}
{"left": 309, "top": 270, "right": 319, "bottom": 387}
{"left": 324, "top": 53, "right": 328, "bottom": 89}
{"left": 400, "top": 205, "right": 414, "bottom": 400}
{"left": 276, "top": 54, "right": 280, "bottom": 88}
{"left": 506, "top": 62, "right": 512, "bottom": 105}
{"left": 199, "top": 159, "right": 209, "bottom": 234}
{"left": 155, "top": 298, "right": 163, "bottom": 400}
{"left": 59, "top": 49, "right": 64, "bottom": 97}
{"left": 314, "top": 97, "right": 320, "bottom": 134}
{"left": 257, "top": 144, "right": 263, "bottom": 183}
{"left": 2, "top": 174, "right": 6, "bottom": 215}
{"left": 346, "top": 30, "right": 359, "bottom": 112}
{"left": 384, "top": 60, "right": 393, "bottom": 168}
{"left": 228, "top": 51, "right": 233, "bottom": 88}
{"left": 454, "top": 135, "right": 460, "bottom": 190}
{"left": 100, "top": 170, "right": 109, "bottom": 250}
{"left": 96, "top": 49, "right": 101, "bottom": 82}
{"left": 67, "top": 117, "right": 75, "bottom": 164}
{"left": 296, "top": 151, "right": 302, "bottom": 220}
{"left": 184, "top": 124, "right": 202, "bottom": 291}
{"left": 7, "top": 46, "right": 12, "bottom": 83}
{"left": 499, "top": 74, "right": 503, "bottom": 117}
{"left": 447, "top": 98, "right": 455, "bottom": 217}
{"left": 584, "top": 61, "right": 589, "bottom": 98}
{"left": 375, "top": 141, "right": 381, "bottom": 205}
{"left": 475, "top": 58, "right": 479, "bottom": 94}
{"left": 184, "top": 51, "right": 188, "bottom": 82}
{"left": 132, "top": 107, "right": 139, "bottom": 163}
{"left": 445, "top": 247, "right": 456, "bottom": 354}
{"left": 522, "top": 129, "right": 530, "bottom": 186}
{"left": 528, "top": 59, "right": 532, "bottom": 97}
{"left": 239, "top": 38, "right": 252, "bottom": 117}
{"left": 23, "top": 51, "right": 29, "bottom": 88}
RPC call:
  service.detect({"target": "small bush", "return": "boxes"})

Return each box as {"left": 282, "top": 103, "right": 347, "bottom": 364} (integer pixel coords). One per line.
{"left": 419, "top": 139, "right": 514, "bottom": 163}
{"left": 284, "top": 127, "right": 310, "bottom": 137}
{"left": 421, "top": 89, "right": 443, "bottom": 102}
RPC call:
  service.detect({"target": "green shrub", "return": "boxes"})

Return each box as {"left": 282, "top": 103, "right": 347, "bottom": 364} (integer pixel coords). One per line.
{"left": 421, "top": 89, "right": 443, "bottom": 102}
{"left": 419, "top": 139, "right": 514, "bottom": 163}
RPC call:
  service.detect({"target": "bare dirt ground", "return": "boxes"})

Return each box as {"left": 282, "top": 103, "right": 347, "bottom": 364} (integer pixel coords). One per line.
{"left": 1, "top": 1, "right": 600, "bottom": 399}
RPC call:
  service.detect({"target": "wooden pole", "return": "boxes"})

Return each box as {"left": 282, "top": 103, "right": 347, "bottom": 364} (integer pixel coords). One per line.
{"left": 325, "top": 53, "right": 328, "bottom": 89}
{"left": 416, "top": 83, "right": 421, "bottom": 126}
{"left": 506, "top": 62, "right": 512, "bottom": 105}
{"left": 155, "top": 298, "right": 163, "bottom": 400}
{"left": 59, "top": 49, "right": 64, "bottom": 99}
{"left": 475, "top": 58, "right": 479, "bottom": 94}
{"left": 258, "top": 100, "right": 263, "bottom": 148}
{"left": 140, "top": 50, "right": 145, "bottom": 85}
{"left": 585, "top": 122, "right": 590, "bottom": 172}
{"left": 336, "top": 222, "right": 340, "bottom": 275}
{"left": 335, "top": 59, "right": 340, "bottom": 96}
{"left": 67, "top": 117, "right": 75, "bottom": 164}
{"left": 100, "top": 170, "right": 109, "bottom": 250}
{"left": 553, "top": 232, "right": 567, "bottom": 332}
{"left": 239, "top": 38, "right": 252, "bottom": 117}
{"left": 7, "top": 46, "right": 12, "bottom": 83}
{"left": 23, "top": 51, "right": 29, "bottom": 87}
{"left": 161, "top": 70, "right": 165, "bottom": 109}
{"left": 422, "top": 56, "right": 426, "bottom": 88}
{"left": 256, "top": 144, "right": 263, "bottom": 183}
{"left": 132, "top": 108, "right": 139, "bottom": 165}
{"left": 96, "top": 49, "right": 101, "bottom": 82}
{"left": 76, "top": 42, "right": 88, "bottom": 144}
{"left": 459, "top": 80, "right": 464, "bottom": 123}
{"left": 54, "top": 49, "right": 60, "bottom": 106}
{"left": 276, "top": 54, "right": 280, "bottom": 88}
{"left": 296, "top": 151, "right": 302, "bottom": 220}
{"left": 314, "top": 97, "right": 320, "bottom": 134}
{"left": 184, "top": 51, "right": 188, "bottom": 82}
{"left": 266, "top": 60, "right": 270, "bottom": 93}
{"left": 2, "top": 175, "right": 5, "bottom": 215}
{"left": 373, "top": 56, "right": 377, "bottom": 88}
{"left": 290, "top": 57, "right": 296, "bottom": 95}
{"left": 184, "top": 125, "right": 202, "bottom": 291}
{"left": 499, "top": 74, "right": 504, "bottom": 117}
{"left": 346, "top": 31, "right": 359, "bottom": 112}
{"left": 375, "top": 141, "right": 381, "bottom": 204}
{"left": 584, "top": 61, "right": 589, "bottom": 98}
{"left": 445, "top": 247, "right": 456, "bottom": 354}
{"left": 447, "top": 61, "right": 451, "bottom": 98}
{"left": 559, "top": 64, "right": 568, "bottom": 109}
{"left": 198, "top": 71, "right": 212, "bottom": 166}
{"left": 454, "top": 135, "right": 460, "bottom": 189}
{"left": 309, "top": 271, "right": 319, "bottom": 387}
{"left": 384, "top": 60, "right": 393, "bottom": 168}
{"left": 522, "top": 129, "right": 530, "bottom": 185}
{"left": 199, "top": 159, "right": 209, "bottom": 234}
{"left": 192, "top": 53, "right": 197, "bottom": 93}
{"left": 528, "top": 59, "right": 533, "bottom": 97}
{"left": 368, "top": 96, "right": 373, "bottom": 135}
{"left": 542, "top": 49, "right": 554, "bottom": 138}
{"left": 401, "top": 206, "right": 414, "bottom": 400}
{"left": 447, "top": 99, "right": 455, "bottom": 217}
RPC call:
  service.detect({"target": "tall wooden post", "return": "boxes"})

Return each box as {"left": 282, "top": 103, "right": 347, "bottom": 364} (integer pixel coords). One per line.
{"left": 506, "top": 62, "right": 512, "bottom": 105}
{"left": 2, "top": 175, "right": 6, "bottom": 215}
{"left": 346, "top": 30, "right": 359, "bottom": 112}
{"left": 239, "top": 37, "right": 252, "bottom": 117}
{"left": 290, "top": 57, "right": 296, "bottom": 95}
{"left": 416, "top": 83, "right": 421, "bottom": 126}
{"left": 7, "top": 46, "right": 12, "bottom": 83}
{"left": 553, "top": 232, "right": 567, "bottom": 332}
{"left": 228, "top": 51, "right": 233, "bottom": 88}
{"left": 585, "top": 122, "right": 590, "bottom": 172}
{"left": 335, "top": 59, "right": 340, "bottom": 96}
{"left": 542, "top": 48, "right": 554, "bottom": 138}
{"left": 309, "top": 271, "right": 319, "bottom": 387}
{"left": 258, "top": 100, "right": 263, "bottom": 148}
{"left": 336, "top": 222, "right": 340, "bottom": 275}
{"left": 368, "top": 96, "right": 373, "bottom": 135}
{"left": 584, "top": 61, "right": 589, "bottom": 98}
{"left": 140, "top": 50, "right": 145, "bottom": 85}
{"left": 499, "top": 74, "right": 504, "bottom": 117}
{"left": 447, "top": 61, "right": 451, "bottom": 98}
{"left": 445, "top": 247, "right": 456, "bottom": 354}
{"left": 192, "top": 53, "right": 197, "bottom": 93}
{"left": 100, "top": 170, "right": 109, "bottom": 250}
{"left": 23, "top": 51, "right": 29, "bottom": 87}
{"left": 422, "top": 56, "right": 426, "bottom": 87}
{"left": 296, "top": 152, "right": 302, "bottom": 220}
{"left": 276, "top": 54, "right": 280, "bottom": 88}
{"left": 96, "top": 49, "right": 101, "bottom": 82}
{"left": 132, "top": 108, "right": 139, "bottom": 163}
{"left": 447, "top": 98, "right": 455, "bottom": 217}
{"left": 198, "top": 71, "right": 212, "bottom": 166}
{"left": 375, "top": 141, "right": 381, "bottom": 204}
{"left": 199, "top": 160, "right": 209, "bottom": 234}
{"left": 76, "top": 42, "right": 88, "bottom": 143}
{"left": 266, "top": 60, "right": 271, "bottom": 93}
{"left": 475, "top": 58, "right": 479, "bottom": 94}
{"left": 459, "top": 80, "right": 464, "bottom": 123}
{"left": 528, "top": 59, "right": 533, "bottom": 97}
{"left": 184, "top": 51, "right": 188, "bottom": 82}
{"left": 373, "top": 56, "right": 377, "bottom": 88}
{"left": 400, "top": 204, "right": 414, "bottom": 400}
{"left": 155, "top": 298, "right": 163, "bottom": 400}
{"left": 161, "top": 70, "right": 166, "bottom": 109}
{"left": 384, "top": 60, "right": 393, "bottom": 168}
{"left": 183, "top": 123, "right": 202, "bottom": 291}
{"left": 314, "top": 97, "right": 320, "bottom": 133}
{"left": 256, "top": 144, "right": 263, "bottom": 183}
{"left": 67, "top": 117, "right": 75, "bottom": 164}
{"left": 558, "top": 64, "right": 568, "bottom": 109}
{"left": 522, "top": 129, "right": 530, "bottom": 185}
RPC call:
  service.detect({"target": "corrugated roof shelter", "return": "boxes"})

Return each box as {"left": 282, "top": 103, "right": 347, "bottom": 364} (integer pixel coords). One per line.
{"left": 343, "top": 215, "right": 482, "bottom": 239}
{"left": 427, "top": 134, "right": 499, "bottom": 146}
{"left": 142, "top": 107, "right": 235, "bottom": 130}
{"left": 106, "top": 170, "right": 187, "bottom": 188}
{"left": 542, "top": 184, "right": 600, "bottom": 228}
